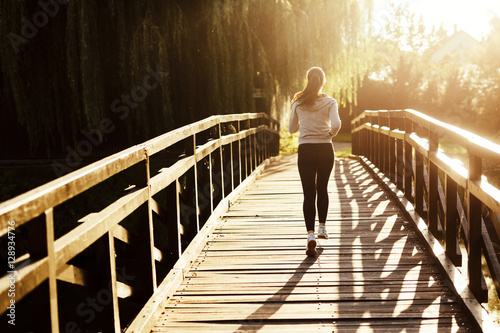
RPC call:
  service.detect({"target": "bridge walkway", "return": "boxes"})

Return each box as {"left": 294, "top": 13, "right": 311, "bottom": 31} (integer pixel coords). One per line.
{"left": 149, "top": 155, "right": 477, "bottom": 332}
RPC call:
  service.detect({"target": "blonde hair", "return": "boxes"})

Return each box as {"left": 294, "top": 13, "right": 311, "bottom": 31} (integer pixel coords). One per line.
{"left": 292, "top": 67, "right": 326, "bottom": 108}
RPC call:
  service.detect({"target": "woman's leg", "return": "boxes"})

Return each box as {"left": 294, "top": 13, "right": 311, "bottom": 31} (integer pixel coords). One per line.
{"left": 298, "top": 145, "right": 317, "bottom": 233}
{"left": 316, "top": 144, "right": 334, "bottom": 225}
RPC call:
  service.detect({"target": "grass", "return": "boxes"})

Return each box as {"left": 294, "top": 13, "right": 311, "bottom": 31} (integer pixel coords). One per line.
{"left": 279, "top": 130, "right": 299, "bottom": 155}
{"left": 334, "top": 132, "right": 352, "bottom": 143}
{"left": 334, "top": 147, "right": 352, "bottom": 158}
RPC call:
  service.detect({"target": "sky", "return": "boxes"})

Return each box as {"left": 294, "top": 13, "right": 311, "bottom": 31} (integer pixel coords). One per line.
{"left": 373, "top": 0, "right": 500, "bottom": 41}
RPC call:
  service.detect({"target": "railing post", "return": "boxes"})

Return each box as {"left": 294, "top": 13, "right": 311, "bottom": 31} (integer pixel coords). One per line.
{"left": 277, "top": 120, "right": 280, "bottom": 155}
{"left": 368, "top": 114, "right": 374, "bottom": 162}
{"left": 363, "top": 115, "right": 369, "bottom": 158}
{"left": 259, "top": 118, "right": 263, "bottom": 163}
{"left": 237, "top": 120, "right": 243, "bottom": 184}
{"left": 377, "top": 113, "right": 383, "bottom": 170}
{"left": 263, "top": 129, "right": 267, "bottom": 162}
{"left": 376, "top": 113, "right": 382, "bottom": 168}
{"left": 415, "top": 151, "right": 425, "bottom": 218}
{"left": 276, "top": 122, "right": 280, "bottom": 156}
{"left": 266, "top": 119, "right": 271, "bottom": 158}
{"left": 230, "top": 134, "right": 235, "bottom": 191}
{"left": 388, "top": 114, "right": 396, "bottom": 184}
{"left": 467, "top": 152, "right": 483, "bottom": 299}
{"left": 352, "top": 119, "right": 358, "bottom": 156}
{"left": 175, "top": 179, "right": 182, "bottom": 255}
{"left": 241, "top": 120, "right": 249, "bottom": 179}
{"left": 222, "top": 138, "right": 232, "bottom": 201}
{"left": 372, "top": 114, "right": 376, "bottom": 163}
{"left": 166, "top": 179, "right": 180, "bottom": 258}
{"left": 108, "top": 232, "right": 121, "bottom": 333}
{"left": 45, "top": 208, "right": 59, "bottom": 333}
{"left": 385, "top": 114, "right": 391, "bottom": 175}
{"left": 380, "top": 113, "right": 388, "bottom": 174}
{"left": 428, "top": 131, "right": 439, "bottom": 236}
{"left": 404, "top": 117, "right": 413, "bottom": 201}
{"left": 359, "top": 118, "right": 363, "bottom": 157}
{"left": 209, "top": 153, "right": 214, "bottom": 212}
{"left": 233, "top": 124, "right": 240, "bottom": 188}
{"left": 94, "top": 230, "right": 121, "bottom": 332}
{"left": 25, "top": 210, "right": 60, "bottom": 332}
{"left": 180, "top": 134, "right": 199, "bottom": 238}
{"left": 217, "top": 122, "right": 225, "bottom": 200}
{"left": 445, "top": 174, "right": 461, "bottom": 266}
{"left": 248, "top": 131, "right": 253, "bottom": 174}
{"left": 26, "top": 214, "right": 52, "bottom": 331}
{"left": 260, "top": 120, "right": 266, "bottom": 162}
{"left": 396, "top": 128, "right": 404, "bottom": 191}
{"left": 355, "top": 117, "right": 359, "bottom": 156}
{"left": 267, "top": 127, "right": 271, "bottom": 159}
{"left": 258, "top": 119, "right": 264, "bottom": 163}
{"left": 134, "top": 153, "right": 156, "bottom": 298}
{"left": 253, "top": 131, "right": 258, "bottom": 170}
{"left": 362, "top": 116, "right": 366, "bottom": 157}
{"left": 192, "top": 134, "right": 200, "bottom": 231}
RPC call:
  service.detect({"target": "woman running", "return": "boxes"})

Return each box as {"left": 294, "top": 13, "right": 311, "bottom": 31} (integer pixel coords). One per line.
{"left": 288, "top": 67, "right": 341, "bottom": 256}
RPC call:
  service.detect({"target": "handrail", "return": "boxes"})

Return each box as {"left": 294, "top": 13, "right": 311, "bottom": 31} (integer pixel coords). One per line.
{"left": 0, "top": 113, "right": 279, "bottom": 332}
{"left": 351, "top": 109, "right": 500, "bottom": 329}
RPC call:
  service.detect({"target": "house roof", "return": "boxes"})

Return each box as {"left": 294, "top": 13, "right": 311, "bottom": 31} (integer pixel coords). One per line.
{"left": 429, "top": 30, "right": 481, "bottom": 63}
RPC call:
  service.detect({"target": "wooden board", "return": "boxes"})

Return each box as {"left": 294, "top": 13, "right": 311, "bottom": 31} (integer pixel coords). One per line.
{"left": 151, "top": 156, "right": 479, "bottom": 332}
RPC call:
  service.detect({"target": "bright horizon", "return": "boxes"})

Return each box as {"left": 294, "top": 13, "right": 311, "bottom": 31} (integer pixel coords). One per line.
{"left": 374, "top": 0, "right": 500, "bottom": 41}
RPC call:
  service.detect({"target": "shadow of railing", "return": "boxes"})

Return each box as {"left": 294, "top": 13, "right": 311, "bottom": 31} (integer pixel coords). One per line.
{"left": 334, "top": 159, "right": 462, "bottom": 332}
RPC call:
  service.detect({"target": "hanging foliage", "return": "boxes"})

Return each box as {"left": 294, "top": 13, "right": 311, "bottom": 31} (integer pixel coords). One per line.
{"left": 0, "top": 0, "right": 372, "bottom": 160}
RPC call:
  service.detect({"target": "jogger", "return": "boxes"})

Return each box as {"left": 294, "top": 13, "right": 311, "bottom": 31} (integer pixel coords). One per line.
{"left": 288, "top": 67, "right": 342, "bottom": 256}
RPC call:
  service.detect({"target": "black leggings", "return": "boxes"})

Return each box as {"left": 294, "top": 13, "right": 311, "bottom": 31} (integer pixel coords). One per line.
{"left": 298, "top": 143, "right": 334, "bottom": 232}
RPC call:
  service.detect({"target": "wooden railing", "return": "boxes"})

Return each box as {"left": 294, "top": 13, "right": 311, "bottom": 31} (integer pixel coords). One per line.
{"left": 351, "top": 109, "right": 500, "bottom": 307}
{"left": 0, "top": 113, "right": 279, "bottom": 332}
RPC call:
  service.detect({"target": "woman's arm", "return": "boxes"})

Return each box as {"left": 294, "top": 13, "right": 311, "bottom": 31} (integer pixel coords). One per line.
{"left": 289, "top": 103, "right": 299, "bottom": 134}
{"left": 329, "top": 100, "right": 341, "bottom": 137}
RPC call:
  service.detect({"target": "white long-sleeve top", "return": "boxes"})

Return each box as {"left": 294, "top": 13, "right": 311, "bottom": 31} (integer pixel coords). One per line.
{"left": 288, "top": 94, "right": 342, "bottom": 145}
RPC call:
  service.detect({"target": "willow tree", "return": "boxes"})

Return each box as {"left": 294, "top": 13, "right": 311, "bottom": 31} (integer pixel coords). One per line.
{"left": 245, "top": 0, "right": 373, "bottom": 117}
{"left": 0, "top": 0, "right": 372, "bottom": 160}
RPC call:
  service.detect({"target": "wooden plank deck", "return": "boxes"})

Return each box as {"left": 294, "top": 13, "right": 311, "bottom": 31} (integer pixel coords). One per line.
{"left": 151, "top": 155, "right": 479, "bottom": 332}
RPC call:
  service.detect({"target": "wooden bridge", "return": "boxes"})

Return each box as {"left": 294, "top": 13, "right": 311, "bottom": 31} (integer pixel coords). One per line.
{"left": 1, "top": 111, "right": 500, "bottom": 332}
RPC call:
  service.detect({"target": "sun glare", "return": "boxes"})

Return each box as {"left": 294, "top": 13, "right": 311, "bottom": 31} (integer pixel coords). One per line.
{"left": 377, "top": 0, "right": 500, "bottom": 40}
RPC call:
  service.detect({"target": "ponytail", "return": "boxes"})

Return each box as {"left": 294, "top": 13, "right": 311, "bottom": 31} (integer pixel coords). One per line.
{"left": 292, "top": 67, "right": 326, "bottom": 108}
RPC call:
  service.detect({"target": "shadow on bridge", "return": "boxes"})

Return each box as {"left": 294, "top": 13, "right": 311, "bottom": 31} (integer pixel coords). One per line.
{"left": 236, "top": 251, "right": 322, "bottom": 331}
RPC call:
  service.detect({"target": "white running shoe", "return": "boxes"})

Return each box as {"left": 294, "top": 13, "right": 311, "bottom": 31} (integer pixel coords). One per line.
{"left": 306, "top": 233, "right": 317, "bottom": 256}
{"left": 318, "top": 226, "right": 328, "bottom": 239}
